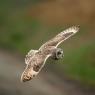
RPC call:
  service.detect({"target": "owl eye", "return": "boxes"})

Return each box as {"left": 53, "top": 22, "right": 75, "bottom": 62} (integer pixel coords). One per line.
{"left": 57, "top": 51, "right": 62, "bottom": 55}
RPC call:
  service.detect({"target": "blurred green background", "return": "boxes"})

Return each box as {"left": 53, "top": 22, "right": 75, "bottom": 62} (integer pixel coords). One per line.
{"left": 0, "top": 0, "right": 95, "bottom": 95}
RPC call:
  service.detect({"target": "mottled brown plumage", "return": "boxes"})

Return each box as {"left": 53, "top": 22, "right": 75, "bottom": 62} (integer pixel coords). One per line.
{"left": 21, "top": 26, "right": 79, "bottom": 82}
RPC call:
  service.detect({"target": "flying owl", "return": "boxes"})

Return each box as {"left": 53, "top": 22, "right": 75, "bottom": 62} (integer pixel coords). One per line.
{"left": 21, "top": 26, "right": 79, "bottom": 82}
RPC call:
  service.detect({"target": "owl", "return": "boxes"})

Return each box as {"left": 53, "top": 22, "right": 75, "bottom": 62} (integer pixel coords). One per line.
{"left": 21, "top": 25, "right": 79, "bottom": 82}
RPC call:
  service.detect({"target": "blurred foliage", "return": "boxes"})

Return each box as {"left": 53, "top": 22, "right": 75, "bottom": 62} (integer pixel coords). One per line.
{"left": 0, "top": 0, "right": 95, "bottom": 86}
{"left": 64, "top": 42, "right": 95, "bottom": 85}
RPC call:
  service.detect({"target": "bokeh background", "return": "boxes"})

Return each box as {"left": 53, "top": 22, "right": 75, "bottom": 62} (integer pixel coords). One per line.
{"left": 0, "top": 0, "right": 95, "bottom": 95}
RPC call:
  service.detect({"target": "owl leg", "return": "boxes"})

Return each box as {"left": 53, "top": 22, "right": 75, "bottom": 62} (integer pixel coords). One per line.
{"left": 51, "top": 48, "right": 64, "bottom": 60}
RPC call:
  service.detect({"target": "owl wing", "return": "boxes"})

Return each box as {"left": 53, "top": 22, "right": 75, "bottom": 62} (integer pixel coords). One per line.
{"left": 39, "top": 26, "right": 79, "bottom": 49}
{"left": 25, "top": 49, "right": 38, "bottom": 64}
{"left": 21, "top": 53, "right": 51, "bottom": 82}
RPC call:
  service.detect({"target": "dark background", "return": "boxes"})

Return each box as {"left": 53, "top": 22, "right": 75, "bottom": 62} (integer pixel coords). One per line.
{"left": 0, "top": 0, "right": 95, "bottom": 95}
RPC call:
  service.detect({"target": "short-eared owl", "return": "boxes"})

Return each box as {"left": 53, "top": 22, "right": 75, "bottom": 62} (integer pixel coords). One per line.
{"left": 21, "top": 26, "right": 79, "bottom": 82}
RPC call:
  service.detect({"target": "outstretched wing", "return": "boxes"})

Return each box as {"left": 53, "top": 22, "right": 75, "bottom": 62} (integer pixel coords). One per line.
{"left": 25, "top": 49, "right": 38, "bottom": 64}
{"left": 21, "top": 53, "right": 51, "bottom": 82}
{"left": 21, "top": 63, "right": 37, "bottom": 82}
{"left": 39, "top": 26, "right": 79, "bottom": 49}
